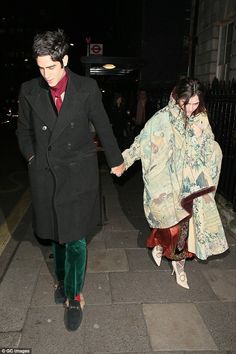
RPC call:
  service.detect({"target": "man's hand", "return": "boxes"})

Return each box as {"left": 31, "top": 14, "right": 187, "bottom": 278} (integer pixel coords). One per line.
{"left": 111, "top": 162, "right": 125, "bottom": 177}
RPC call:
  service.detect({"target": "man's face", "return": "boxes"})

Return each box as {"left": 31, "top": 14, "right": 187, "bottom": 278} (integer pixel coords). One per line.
{"left": 36, "top": 55, "right": 67, "bottom": 87}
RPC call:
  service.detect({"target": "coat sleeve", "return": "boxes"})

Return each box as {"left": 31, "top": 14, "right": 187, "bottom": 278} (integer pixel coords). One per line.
{"left": 122, "top": 134, "right": 141, "bottom": 170}
{"left": 16, "top": 84, "right": 35, "bottom": 161}
{"left": 122, "top": 116, "right": 156, "bottom": 170}
{"left": 88, "top": 80, "right": 123, "bottom": 167}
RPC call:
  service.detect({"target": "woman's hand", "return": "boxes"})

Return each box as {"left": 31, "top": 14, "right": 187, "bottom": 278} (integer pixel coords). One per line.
{"left": 110, "top": 162, "right": 126, "bottom": 177}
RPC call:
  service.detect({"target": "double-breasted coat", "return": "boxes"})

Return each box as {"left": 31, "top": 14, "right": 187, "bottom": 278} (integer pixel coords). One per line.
{"left": 17, "top": 69, "right": 123, "bottom": 243}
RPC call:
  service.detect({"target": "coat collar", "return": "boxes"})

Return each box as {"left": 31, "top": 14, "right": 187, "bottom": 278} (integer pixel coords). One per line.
{"left": 33, "top": 69, "right": 88, "bottom": 142}
{"left": 168, "top": 95, "right": 206, "bottom": 136}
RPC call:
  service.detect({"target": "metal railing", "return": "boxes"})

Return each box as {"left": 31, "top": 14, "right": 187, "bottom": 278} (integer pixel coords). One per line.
{"left": 205, "top": 93, "right": 236, "bottom": 210}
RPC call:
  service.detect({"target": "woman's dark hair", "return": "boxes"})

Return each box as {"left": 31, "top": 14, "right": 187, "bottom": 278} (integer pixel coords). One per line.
{"left": 172, "top": 78, "right": 206, "bottom": 115}
{"left": 32, "top": 29, "right": 69, "bottom": 66}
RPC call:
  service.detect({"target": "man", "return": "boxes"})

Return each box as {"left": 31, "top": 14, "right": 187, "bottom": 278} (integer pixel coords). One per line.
{"left": 16, "top": 29, "right": 125, "bottom": 331}
{"left": 133, "top": 89, "right": 156, "bottom": 136}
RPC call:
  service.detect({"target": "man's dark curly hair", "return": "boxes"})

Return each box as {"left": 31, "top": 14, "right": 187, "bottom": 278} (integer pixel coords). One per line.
{"left": 32, "top": 29, "right": 69, "bottom": 66}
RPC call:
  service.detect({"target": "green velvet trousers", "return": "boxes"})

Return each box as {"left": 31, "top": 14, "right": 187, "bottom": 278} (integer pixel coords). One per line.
{"left": 52, "top": 239, "right": 87, "bottom": 300}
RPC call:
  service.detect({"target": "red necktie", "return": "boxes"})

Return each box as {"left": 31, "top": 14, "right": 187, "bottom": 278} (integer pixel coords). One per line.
{"left": 50, "top": 73, "right": 68, "bottom": 113}
{"left": 55, "top": 95, "right": 63, "bottom": 112}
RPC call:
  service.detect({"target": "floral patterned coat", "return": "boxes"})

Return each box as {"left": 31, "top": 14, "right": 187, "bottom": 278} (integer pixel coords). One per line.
{"left": 122, "top": 98, "right": 228, "bottom": 260}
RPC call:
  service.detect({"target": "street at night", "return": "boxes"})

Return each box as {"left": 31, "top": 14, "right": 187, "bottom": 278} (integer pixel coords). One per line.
{"left": 0, "top": 1, "right": 236, "bottom": 353}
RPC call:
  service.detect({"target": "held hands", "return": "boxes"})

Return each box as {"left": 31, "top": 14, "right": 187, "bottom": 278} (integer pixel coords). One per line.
{"left": 110, "top": 162, "right": 126, "bottom": 177}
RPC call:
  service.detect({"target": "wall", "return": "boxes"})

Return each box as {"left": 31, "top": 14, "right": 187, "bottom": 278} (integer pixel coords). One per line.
{"left": 194, "top": 0, "right": 236, "bottom": 83}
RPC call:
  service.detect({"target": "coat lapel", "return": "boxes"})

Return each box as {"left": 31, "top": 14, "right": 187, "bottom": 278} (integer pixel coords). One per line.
{"left": 33, "top": 80, "right": 57, "bottom": 131}
{"left": 49, "top": 75, "right": 88, "bottom": 144}
{"left": 31, "top": 71, "right": 88, "bottom": 143}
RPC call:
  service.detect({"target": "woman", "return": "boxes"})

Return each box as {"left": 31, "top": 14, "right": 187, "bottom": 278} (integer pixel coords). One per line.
{"left": 122, "top": 78, "right": 228, "bottom": 289}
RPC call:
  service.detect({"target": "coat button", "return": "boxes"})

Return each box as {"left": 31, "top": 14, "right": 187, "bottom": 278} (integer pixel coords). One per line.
{"left": 48, "top": 146, "right": 52, "bottom": 151}
{"left": 42, "top": 125, "right": 47, "bottom": 131}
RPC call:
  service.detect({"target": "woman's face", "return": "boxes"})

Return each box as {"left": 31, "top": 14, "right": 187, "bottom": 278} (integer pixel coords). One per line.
{"left": 178, "top": 94, "right": 200, "bottom": 117}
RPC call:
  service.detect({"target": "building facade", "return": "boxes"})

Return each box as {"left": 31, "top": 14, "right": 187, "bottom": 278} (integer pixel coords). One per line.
{"left": 190, "top": 0, "right": 236, "bottom": 83}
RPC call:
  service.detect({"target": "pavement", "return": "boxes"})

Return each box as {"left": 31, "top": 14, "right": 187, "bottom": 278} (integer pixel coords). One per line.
{"left": 0, "top": 160, "right": 236, "bottom": 354}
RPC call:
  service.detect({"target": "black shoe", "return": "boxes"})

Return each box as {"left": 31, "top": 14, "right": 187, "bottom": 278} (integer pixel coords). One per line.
{"left": 54, "top": 281, "right": 66, "bottom": 304}
{"left": 64, "top": 299, "right": 83, "bottom": 331}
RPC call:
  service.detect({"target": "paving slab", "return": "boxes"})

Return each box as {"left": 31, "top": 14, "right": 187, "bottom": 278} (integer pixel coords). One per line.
{"left": 88, "top": 352, "right": 229, "bottom": 354}
{"left": 196, "top": 301, "right": 236, "bottom": 350}
{"left": 187, "top": 252, "right": 232, "bottom": 271}
{"left": 0, "top": 258, "right": 42, "bottom": 331}
{"left": 190, "top": 246, "right": 236, "bottom": 270}
{"left": 0, "top": 332, "right": 21, "bottom": 347}
{"left": 225, "top": 233, "right": 236, "bottom": 246}
{"left": 13, "top": 239, "right": 44, "bottom": 260}
{"left": 172, "top": 352, "right": 229, "bottom": 354}
{"left": 19, "top": 306, "right": 84, "bottom": 354}
{"left": 83, "top": 304, "right": 151, "bottom": 353}
{"left": 110, "top": 271, "right": 218, "bottom": 303}
{"left": 82, "top": 273, "right": 112, "bottom": 305}
{"left": 105, "top": 204, "right": 129, "bottom": 215}
{"left": 126, "top": 249, "right": 170, "bottom": 271}
{"left": 87, "top": 229, "right": 106, "bottom": 249}
{"left": 36, "top": 242, "right": 52, "bottom": 259}
{"left": 40, "top": 259, "right": 54, "bottom": 277}
{"left": 105, "top": 230, "right": 140, "bottom": 248}
{"left": 0, "top": 211, "right": 32, "bottom": 281}
{"left": 103, "top": 216, "right": 137, "bottom": 232}
{"left": 87, "top": 248, "right": 129, "bottom": 273}
{"left": 202, "top": 268, "right": 236, "bottom": 301}
{"left": 91, "top": 352, "right": 160, "bottom": 354}
{"left": 20, "top": 223, "right": 38, "bottom": 243}
{"left": 32, "top": 271, "right": 113, "bottom": 307}
{"left": 143, "top": 303, "right": 218, "bottom": 351}
{"left": 31, "top": 273, "right": 56, "bottom": 307}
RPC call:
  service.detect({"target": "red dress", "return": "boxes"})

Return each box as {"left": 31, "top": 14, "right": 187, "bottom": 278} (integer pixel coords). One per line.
{"left": 146, "top": 219, "right": 194, "bottom": 261}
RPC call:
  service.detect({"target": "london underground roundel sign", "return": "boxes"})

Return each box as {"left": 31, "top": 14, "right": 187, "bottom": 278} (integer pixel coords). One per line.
{"left": 89, "top": 43, "right": 103, "bottom": 55}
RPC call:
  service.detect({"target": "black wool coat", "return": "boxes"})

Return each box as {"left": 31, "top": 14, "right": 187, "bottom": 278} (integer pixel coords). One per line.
{"left": 17, "top": 69, "right": 123, "bottom": 243}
